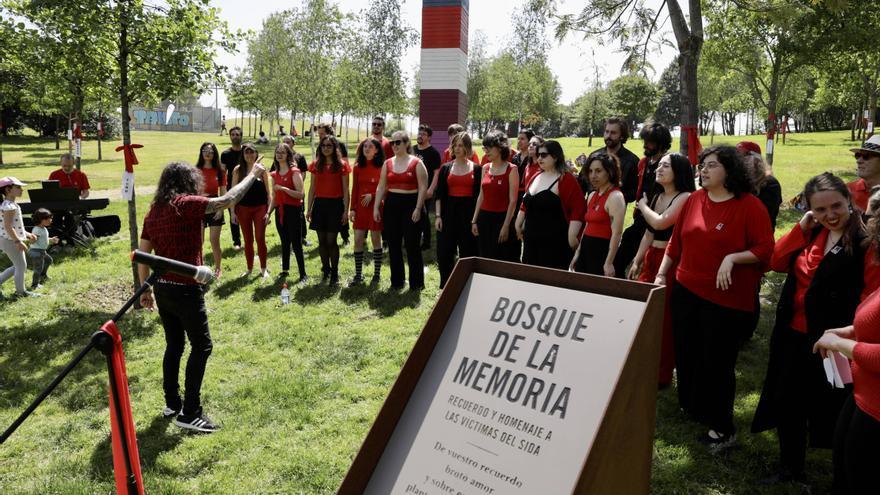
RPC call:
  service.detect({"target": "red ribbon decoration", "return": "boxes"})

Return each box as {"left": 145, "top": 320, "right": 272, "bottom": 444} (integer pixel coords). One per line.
{"left": 101, "top": 321, "right": 145, "bottom": 495}
{"left": 681, "top": 126, "right": 703, "bottom": 166}
{"left": 115, "top": 144, "right": 143, "bottom": 173}
{"left": 73, "top": 123, "right": 83, "bottom": 140}
{"left": 766, "top": 113, "right": 777, "bottom": 141}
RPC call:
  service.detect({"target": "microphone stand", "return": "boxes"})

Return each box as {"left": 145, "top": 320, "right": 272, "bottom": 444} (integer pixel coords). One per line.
{"left": 1, "top": 270, "right": 160, "bottom": 494}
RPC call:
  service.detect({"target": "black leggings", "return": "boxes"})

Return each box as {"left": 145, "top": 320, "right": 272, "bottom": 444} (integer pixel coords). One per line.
{"left": 154, "top": 283, "right": 212, "bottom": 416}
{"left": 317, "top": 231, "right": 339, "bottom": 275}
{"left": 383, "top": 192, "right": 424, "bottom": 288}
{"left": 833, "top": 395, "right": 880, "bottom": 494}
{"left": 275, "top": 205, "right": 306, "bottom": 276}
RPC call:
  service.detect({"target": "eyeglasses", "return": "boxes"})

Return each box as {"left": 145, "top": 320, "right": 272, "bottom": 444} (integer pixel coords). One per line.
{"left": 391, "top": 140, "right": 406, "bottom": 146}
{"left": 537, "top": 152, "right": 550, "bottom": 158}
{"left": 698, "top": 161, "right": 721, "bottom": 171}
{"left": 855, "top": 152, "right": 879, "bottom": 160}
{"left": 321, "top": 143, "right": 335, "bottom": 149}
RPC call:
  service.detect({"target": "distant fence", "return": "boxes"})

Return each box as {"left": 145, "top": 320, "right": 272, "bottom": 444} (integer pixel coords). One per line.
{"left": 129, "top": 106, "right": 220, "bottom": 132}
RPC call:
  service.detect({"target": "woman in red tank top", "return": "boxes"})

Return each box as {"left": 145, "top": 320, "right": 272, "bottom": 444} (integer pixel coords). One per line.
{"left": 195, "top": 142, "right": 226, "bottom": 277}
{"left": 373, "top": 131, "right": 428, "bottom": 290}
{"left": 570, "top": 153, "right": 625, "bottom": 276}
{"left": 471, "top": 130, "right": 520, "bottom": 262}
{"left": 306, "top": 135, "right": 351, "bottom": 285}
{"left": 349, "top": 138, "right": 386, "bottom": 284}
{"left": 268, "top": 143, "right": 306, "bottom": 281}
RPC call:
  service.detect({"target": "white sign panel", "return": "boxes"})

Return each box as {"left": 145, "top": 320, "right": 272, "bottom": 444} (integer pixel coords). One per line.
{"left": 121, "top": 171, "right": 135, "bottom": 201}
{"left": 364, "top": 273, "right": 647, "bottom": 495}
{"left": 75, "top": 139, "right": 82, "bottom": 158}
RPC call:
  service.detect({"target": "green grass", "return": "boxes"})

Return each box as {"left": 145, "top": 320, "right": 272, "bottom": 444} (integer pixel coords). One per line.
{"left": 0, "top": 129, "right": 864, "bottom": 494}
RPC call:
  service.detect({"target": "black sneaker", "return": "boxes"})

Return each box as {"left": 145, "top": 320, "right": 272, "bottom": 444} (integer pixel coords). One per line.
{"left": 174, "top": 411, "right": 221, "bottom": 433}
{"left": 329, "top": 273, "right": 339, "bottom": 286}
{"left": 699, "top": 429, "right": 736, "bottom": 453}
{"left": 370, "top": 275, "right": 381, "bottom": 285}
{"left": 349, "top": 275, "right": 364, "bottom": 287}
{"left": 161, "top": 407, "right": 179, "bottom": 419}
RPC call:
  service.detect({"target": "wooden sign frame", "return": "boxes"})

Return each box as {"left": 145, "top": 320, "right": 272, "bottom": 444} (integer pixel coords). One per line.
{"left": 338, "top": 257, "right": 666, "bottom": 494}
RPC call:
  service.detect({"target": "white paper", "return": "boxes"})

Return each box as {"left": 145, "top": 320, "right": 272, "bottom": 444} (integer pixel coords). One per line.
{"left": 766, "top": 139, "right": 774, "bottom": 155}
{"left": 823, "top": 357, "right": 834, "bottom": 386}
{"left": 868, "top": 122, "right": 875, "bottom": 133}
{"left": 824, "top": 352, "right": 853, "bottom": 389}
{"left": 67, "top": 129, "right": 72, "bottom": 141}
{"left": 75, "top": 139, "right": 82, "bottom": 158}
{"left": 121, "top": 171, "right": 135, "bottom": 201}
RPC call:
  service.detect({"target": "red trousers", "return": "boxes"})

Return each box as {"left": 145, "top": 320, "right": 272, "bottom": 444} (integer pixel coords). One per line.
{"left": 235, "top": 204, "right": 268, "bottom": 270}
{"left": 639, "top": 245, "right": 676, "bottom": 386}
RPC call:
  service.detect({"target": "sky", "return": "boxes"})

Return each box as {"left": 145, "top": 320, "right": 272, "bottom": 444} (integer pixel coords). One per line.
{"left": 203, "top": 0, "right": 679, "bottom": 114}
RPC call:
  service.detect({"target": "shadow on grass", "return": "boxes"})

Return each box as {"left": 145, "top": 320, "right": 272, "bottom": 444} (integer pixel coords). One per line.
{"left": 210, "top": 273, "right": 252, "bottom": 299}
{"left": 88, "top": 415, "right": 185, "bottom": 482}
{"left": 0, "top": 308, "right": 156, "bottom": 414}
{"left": 338, "top": 283, "right": 422, "bottom": 317}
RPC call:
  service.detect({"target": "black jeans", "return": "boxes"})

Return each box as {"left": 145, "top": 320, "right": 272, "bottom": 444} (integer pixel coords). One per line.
{"left": 671, "top": 282, "right": 751, "bottom": 434}
{"left": 384, "top": 192, "right": 424, "bottom": 288}
{"left": 614, "top": 219, "right": 646, "bottom": 278}
{"left": 155, "top": 282, "right": 213, "bottom": 415}
{"left": 833, "top": 395, "right": 880, "bottom": 494}
{"left": 437, "top": 197, "right": 477, "bottom": 288}
{"left": 275, "top": 205, "right": 306, "bottom": 276}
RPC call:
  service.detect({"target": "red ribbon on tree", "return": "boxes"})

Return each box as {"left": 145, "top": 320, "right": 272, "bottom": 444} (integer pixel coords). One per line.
{"left": 681, "top": 126, "right": 703, "bottom": 166}
{"left": 101, "top": 320, "right": 145, "bottom": 495}
{"left": 98, "top": 121, "right": 104, "bottom": 138}
{"left": 73, "top": 123, "right": 83, "bottom": 140}
{"left": 115, "top": 143, "right": 143, "bottom": 173}
{"left": 766, "top": 113, "right": 777, "bottom": 141}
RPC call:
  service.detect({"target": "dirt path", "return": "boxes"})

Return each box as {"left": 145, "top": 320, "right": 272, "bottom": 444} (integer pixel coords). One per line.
{"left": 89, "top": 185, "right": 156, "bottom": 200}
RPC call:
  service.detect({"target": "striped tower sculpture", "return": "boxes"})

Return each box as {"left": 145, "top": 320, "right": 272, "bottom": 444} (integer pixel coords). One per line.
{"left": 419, "top": 0, "right": 468, "bottom": 154}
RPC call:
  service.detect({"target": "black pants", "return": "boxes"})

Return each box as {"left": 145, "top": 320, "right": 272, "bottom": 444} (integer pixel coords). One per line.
{"left": 229, "top": 216, "right": 241, "bottom": 247}
{"left": 671, "top": 283, "right": 751, "bottom": 434}
{"left": 421, "top": 199, "right": 433, "bottom": 248}
{"left": 437, "top": 197, "right": 477, "bottom": 288}
{"left": 384, "top": 192, "right": 424, "bottom": 288}
{"left": 300, "top": 208, "right": 307, "bottom": 243}
{"left": 476, "top": 210, "right": 519, "bottom": 262}
{"left": 613, "top": 219, "right": 646, "bottom": 278}
{"left": 523, "top": 235, "right": 572, "bottom": 270}
{"left": 575, "top": 235, "right": 610, "bottom": 275}
{"left": 275, "top": 205, "right": 306, "bottom": 276}
{"left": 154, "top": 283, "right": 213, "bottom": 416}
{"left": 833, "top": 395, "right": 880, "bottom": 494}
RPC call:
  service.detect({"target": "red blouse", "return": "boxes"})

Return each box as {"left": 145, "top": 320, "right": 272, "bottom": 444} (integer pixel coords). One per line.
{"left": 385, "top": 158, "right": 420, "bottom": 191}
{"left": 199, "top": 166, "right": 227, "bottom": 197}
{"left": 351, "top": 161, "right": 383, "bottom": 209}
{"left": 520, "top": 172, "right": 586, "bottom": 222}
{"left": 480, "top": 163, "right": 515, "bottom": 213}
{"left": 308, "top": 160, "right": 351, "bottom": 198}
{"left": 271, "top": 168, "right": 302, "bottom": 208}
{"left": 770, "top": 227, "right": 829, "bottom": 332}
{"left": 583, "top": 187, "right": 619, "bottom": 239}
{"left": 447, "top": 169, "right": 475, "bottom": 197}
{"left": 853, "top": 289, "right": 880, "bottom": 421}
{"left": 665, "top": 189, "right": 775, "bottom": 312}
{"left": 520, "top": 161, "right": 541, "bottom": 193}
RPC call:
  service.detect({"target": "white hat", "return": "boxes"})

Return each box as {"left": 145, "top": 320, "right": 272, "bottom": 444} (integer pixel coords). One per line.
{"left": 850, "top": 135, "right": 880, "bottom": 155}
{"left": 0, "top": 177, "right": 26, "bottom": 188}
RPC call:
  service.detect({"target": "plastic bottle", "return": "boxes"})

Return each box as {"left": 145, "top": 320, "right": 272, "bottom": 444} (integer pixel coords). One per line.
{"left": 281, "top": 283, "right": 290, "bottom": 305}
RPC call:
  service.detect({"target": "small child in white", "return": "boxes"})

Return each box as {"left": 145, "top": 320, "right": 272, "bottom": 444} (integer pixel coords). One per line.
{"left": 29, "top": 208, "right": 59, "bottom": 288}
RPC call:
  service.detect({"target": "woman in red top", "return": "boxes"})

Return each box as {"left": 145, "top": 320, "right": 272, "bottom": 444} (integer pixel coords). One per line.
{"left": 349, "top": 138, "right": 386, "bottom": 284}
{"left": 269, "top": 143, "right": 306, "bottom": 282}
{"left": 569, "top": 153, "right": 625, "bottom": 276}
{"left": 435, "top": 131, "right": 481, "bottom": 288}
{"left": 519, "top": 135, "right": 544, "bottom": 197}
{"left": 195, "top": 142, "right": 227, "bottom": 277}
{"left": 813, "top": 187, "right": 880, "bottom": 494}
{"left": 515, "top": 140, "right": 585, "bottom": 270}
{"left": 655, "top": 145, "right": 775, "bottom": 451}
{"left": 374, "top": 131, "right": 428, "bottom": 290}
{"left": 471, "top": 130, "right": 520, "bottom": 262}
{"left": 231, "top": 143, "right": 273, "bottom": 279}
{"left": 627, "top": 152, "right": 694, "bottom": 387}
{"left": 752, "top": 173, "right": 872, "bottom": 483}
{"left": 307, "top": 135, "right": 351, "bottom": 286}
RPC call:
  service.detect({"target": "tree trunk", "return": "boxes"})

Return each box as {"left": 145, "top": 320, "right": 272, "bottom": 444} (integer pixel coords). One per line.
{"left": 119, "top": 0, "right": 141, "bottom": 299}
{"left": 74, "top": 91, "right": 84, "bottom": 170}
{"left": 869, "top": 90, "right": 877, "bottom": 139}
{"left": 55, "top": 114, "right": 61, "bottom": 150}
{"left": 678, "top": 49, "right": 700, "bottom": 158}
{"left": 97, "top": 111, "right": 103, "bottom": 161}
{"left": 852, "top": 107, "right": 858, "bottom": 141}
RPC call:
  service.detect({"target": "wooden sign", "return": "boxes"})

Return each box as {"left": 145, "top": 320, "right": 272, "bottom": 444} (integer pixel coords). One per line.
{"left": 339, "top": 258, "right": 665, "bottom": 495}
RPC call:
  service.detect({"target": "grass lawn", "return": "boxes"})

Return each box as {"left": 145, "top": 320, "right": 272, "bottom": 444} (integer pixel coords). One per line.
{"left": 0, "top": 129, "right": 864, "bottom": 494}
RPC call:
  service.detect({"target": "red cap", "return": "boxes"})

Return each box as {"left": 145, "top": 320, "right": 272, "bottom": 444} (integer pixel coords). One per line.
{"left": 736, "top": 141, "right": 761, "bottom": 155}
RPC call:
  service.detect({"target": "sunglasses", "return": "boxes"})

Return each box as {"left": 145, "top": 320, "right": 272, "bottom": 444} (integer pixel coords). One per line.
{"left": 201, "top": 149, "right": 214, "bottom": 153}
{"left": 537, "top": 152, "right": 550, "bottom": 158}
{"left": 391, "top": 139, "right": 406, "bottom": 146}
{"left": 855, "top": 152, "right": 879, "bottom": 160}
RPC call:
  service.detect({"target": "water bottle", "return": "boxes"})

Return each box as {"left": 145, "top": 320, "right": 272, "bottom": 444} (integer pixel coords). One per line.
{"left": 280, "top": 283, "right": 290, "bottom": 305}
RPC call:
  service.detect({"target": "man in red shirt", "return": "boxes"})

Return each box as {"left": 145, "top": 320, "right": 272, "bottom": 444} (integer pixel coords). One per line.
{"left": 48, "top": 153, "right": 90, "bottom": 199}
{"left": 848, "top": 135, "right": 880, "bottom": 212}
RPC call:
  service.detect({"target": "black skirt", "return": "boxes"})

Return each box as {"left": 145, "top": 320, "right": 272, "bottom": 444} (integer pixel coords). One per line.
{"left": 310, "top": 197, "right": 345, "bottom": 232}
{"left": 575, "top": 235, "right": 610, "bottom": 275}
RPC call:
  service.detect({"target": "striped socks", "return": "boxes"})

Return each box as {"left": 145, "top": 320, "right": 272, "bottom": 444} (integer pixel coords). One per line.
{"left": 372, "top": 248, "right": 383, "bottom": 279}
{"left": 354, "top": 251, "right": 364, "bottom": 278}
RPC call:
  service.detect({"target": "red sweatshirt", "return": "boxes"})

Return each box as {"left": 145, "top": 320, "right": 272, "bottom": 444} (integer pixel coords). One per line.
{"left": 853, "top": 288, "right": 880, "bottom": 422}
{"left": 665, "top": 189, "right": 775, "bottom": 312}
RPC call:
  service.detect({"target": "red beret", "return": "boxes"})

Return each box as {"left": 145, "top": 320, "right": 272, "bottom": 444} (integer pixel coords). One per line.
{"left": 736, "top": 141, "right": 761, "bottom": 155}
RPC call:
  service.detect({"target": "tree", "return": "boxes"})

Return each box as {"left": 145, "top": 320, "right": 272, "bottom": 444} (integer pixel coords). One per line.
{"left": 551, "top": 0, "right": 705, "bottom": 158}
{"left": 607, "top": 74, "right": 659, "bottom": 128}
{"left": 654, "top": 60, "right": 681, "bottom": 128}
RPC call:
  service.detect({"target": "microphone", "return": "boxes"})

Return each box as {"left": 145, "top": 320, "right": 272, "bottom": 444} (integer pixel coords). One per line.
{"left": 130, "top": 250, "right": 215, "bottom": 284}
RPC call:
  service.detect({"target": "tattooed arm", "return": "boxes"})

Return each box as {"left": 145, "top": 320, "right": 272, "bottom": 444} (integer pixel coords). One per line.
{"left": 205, "top": 163, "right": 266, "bottom": 214}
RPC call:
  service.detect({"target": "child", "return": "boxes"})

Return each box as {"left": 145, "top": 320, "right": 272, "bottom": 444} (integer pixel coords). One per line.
{"left": 29, "top": 208, "right": 59, "bottom": 288}
{"left": 0, "top": 176, "right": 39, "bottom": 298}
